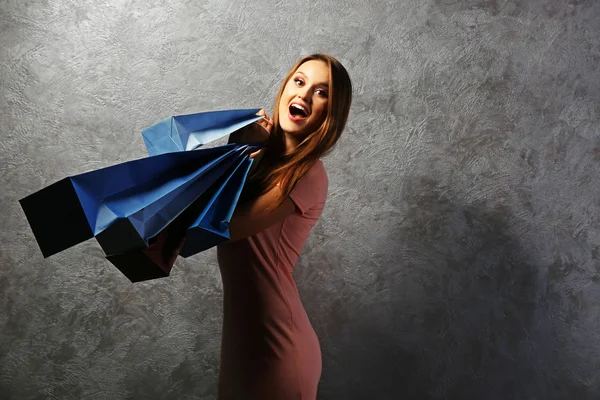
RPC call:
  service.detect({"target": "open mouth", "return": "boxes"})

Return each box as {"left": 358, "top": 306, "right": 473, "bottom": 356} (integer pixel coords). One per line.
{"left": 289, "top": 103, "right": 309, "bottom": 120}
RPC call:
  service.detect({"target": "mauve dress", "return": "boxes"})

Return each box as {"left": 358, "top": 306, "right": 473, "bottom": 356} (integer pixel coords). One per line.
{"left": 216, "top": 160, "right": 328, "bottom": 400}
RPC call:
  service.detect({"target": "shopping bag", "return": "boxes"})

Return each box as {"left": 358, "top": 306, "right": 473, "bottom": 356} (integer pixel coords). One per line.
{"left": 104, "top": 199, "right": 199, "bottom": 282}
{"left": 180, "top": 151, "right": 253, "bottom": 257}
{"left": 20, "top": 108, "right": 265, "bottom": 258}
{"left": 142, "top": 108, "right": 263, "bottom": 156}
{"left": 104, "top": 153, "right": 254, "bottom": 282}
{"left": 20, "top": 108, "right": 268, "bottom": 282}
{"left": 94, "top": 145, "right": 253, "bottom": 256}
{"left": 19, "top": 144, "right": 254, "bottom": 258}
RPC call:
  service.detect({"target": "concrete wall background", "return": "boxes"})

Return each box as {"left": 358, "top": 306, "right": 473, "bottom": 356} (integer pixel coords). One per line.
{"left": 1, "top": 0, "right": 599, "bottom": 398}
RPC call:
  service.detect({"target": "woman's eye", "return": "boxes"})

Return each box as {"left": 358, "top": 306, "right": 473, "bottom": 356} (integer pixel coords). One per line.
{"left": 316, "top": 89, "right": 328, "bottom": 97}
{"left": 295, "top": 78, "right": 303, "bottom": 85}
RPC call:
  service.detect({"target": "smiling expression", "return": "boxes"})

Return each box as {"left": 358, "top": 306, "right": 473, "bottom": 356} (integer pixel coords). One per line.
{"left": 277, "top": 60, "right": 331, "bottom": 142}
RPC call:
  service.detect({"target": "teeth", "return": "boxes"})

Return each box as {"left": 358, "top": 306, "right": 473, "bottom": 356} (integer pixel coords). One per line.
{"left": 291, "top": 103, "right": 308, "bottom": 115}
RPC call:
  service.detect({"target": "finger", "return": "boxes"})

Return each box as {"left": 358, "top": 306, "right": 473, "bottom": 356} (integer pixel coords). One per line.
{"left": 256, "top": 120, "right": 268, "bottom": 129}
{"left": 249, "top": 149, "right": 262, "bottom": 159}
{"left": 259, "top": 121, "right": 272, "bottom": 134}
{"left": 257, "top": 108, "right": 266, "bottom": 117}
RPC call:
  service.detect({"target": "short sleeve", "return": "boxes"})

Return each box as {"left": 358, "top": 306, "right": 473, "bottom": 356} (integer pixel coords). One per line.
{"left": 288, "top": 160, "right": 329, "bottom": 215}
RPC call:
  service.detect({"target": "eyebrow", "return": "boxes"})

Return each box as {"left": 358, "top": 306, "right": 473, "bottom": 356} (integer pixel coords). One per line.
{"left": 296, "top": 71, "right": 329, "bottom": 88}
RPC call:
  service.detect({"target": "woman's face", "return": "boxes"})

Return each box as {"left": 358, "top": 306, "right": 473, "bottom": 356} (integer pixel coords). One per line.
{"left": 277, "top": 60, "right": 330, "bottom": 141}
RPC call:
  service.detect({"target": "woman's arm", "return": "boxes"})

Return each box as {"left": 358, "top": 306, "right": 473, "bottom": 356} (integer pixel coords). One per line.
{"left": 226, "top": 183, "right": 295, "bottom": 242}
{"left": 224, "top": 108, "right": 285, "bottom": 242}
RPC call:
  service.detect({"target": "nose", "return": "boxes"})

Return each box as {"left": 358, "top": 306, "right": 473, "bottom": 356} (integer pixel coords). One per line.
{"left": 296, "top": 86, "right": 311, "bottom": 103}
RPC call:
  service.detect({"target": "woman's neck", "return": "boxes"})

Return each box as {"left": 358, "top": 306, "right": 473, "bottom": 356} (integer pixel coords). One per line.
{"left": 284, "top": 132, "right": 298, "bottom": 156}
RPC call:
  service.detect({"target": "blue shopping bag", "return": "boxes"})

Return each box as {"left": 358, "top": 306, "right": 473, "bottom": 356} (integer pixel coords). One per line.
{"left": 19, "top": 144, "right": 250, "bottom": 258}
{"left": 142, "top": 108, "right": 263, "bottom": 156}
{"left": 179, "top": 152, "right": 253, "bottom": 257}
{"left": 20, "top": 109, "right": 265, "bottom": 262}
{"left": 94, "top": 145, "right": 253, "bottom": 256}
{"left": 103, "top": 143, "right": 259, "bottom": 282}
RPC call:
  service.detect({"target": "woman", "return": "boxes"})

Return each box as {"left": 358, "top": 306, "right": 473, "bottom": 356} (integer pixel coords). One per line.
{"left": 216, "top": 54, "right": 352, "bottom": 399}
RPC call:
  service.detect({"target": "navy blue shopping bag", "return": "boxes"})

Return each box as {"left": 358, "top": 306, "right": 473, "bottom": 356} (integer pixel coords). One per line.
{"left": 20, "top": 108, "right": 266, "bottom": 282}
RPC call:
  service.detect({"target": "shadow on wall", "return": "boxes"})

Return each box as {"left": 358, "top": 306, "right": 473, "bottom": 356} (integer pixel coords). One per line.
{"left": 319, "top": 177, "right": 593, "bottom": 400}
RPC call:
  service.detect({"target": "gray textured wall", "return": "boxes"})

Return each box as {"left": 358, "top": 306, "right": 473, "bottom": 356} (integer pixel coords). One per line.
{"left": 1, "top": 0, "right": 599, "bottom": 399}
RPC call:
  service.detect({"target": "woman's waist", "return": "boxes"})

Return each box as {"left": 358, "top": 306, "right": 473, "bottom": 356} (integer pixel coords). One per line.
{"left": 222, "top": 293, "right": 313, "bottom": 330}
{"left": 221, "top": 308, "right": 318, "bottom": 350}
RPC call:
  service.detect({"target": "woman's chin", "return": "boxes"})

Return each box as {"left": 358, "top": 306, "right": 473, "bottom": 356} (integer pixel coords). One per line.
{"left": 280, "top": 119, "right": 305, "bottom": 134}
{"left": 279, "top": 112, "right": 321, "bottom": 139}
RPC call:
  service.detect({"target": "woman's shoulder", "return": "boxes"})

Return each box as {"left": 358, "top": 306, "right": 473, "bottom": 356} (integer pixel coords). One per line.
{"left": 306, "top": 159, "right": 328, "bottom": 186}
{"left": 288, "top": 159, "right": 329, "bottom": 214}
{"left": 302, "top": 159, "right": 329, "bottom": 196}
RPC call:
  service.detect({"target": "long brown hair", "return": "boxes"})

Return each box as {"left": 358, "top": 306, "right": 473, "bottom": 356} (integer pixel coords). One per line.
{"left": 242, "top": 54, "right": 352, "bottom": 208}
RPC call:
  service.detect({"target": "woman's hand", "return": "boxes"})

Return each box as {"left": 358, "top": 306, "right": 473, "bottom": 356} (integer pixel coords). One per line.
{"left": 255, "top": 108, "right": 273, "bottom": 136}
{"left": 249, "top": 108, "right": 272, "bottom": 158}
